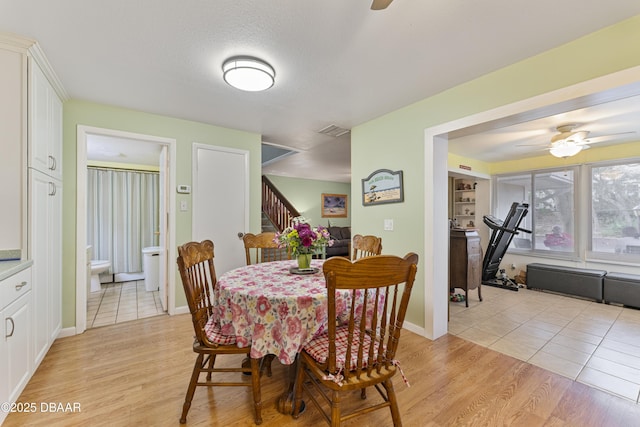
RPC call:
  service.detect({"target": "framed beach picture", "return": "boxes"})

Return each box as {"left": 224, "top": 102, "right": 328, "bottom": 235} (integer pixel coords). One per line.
{"left": 362, "top": 169, "right": 404, "bottom": 206}
{"left": 321, "top": 193, "right": 348, "bottom": 218}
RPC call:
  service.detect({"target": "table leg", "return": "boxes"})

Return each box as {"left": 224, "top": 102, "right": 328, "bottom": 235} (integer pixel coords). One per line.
{"left": 276, "top": 353, "right": 305, "bottom": 415}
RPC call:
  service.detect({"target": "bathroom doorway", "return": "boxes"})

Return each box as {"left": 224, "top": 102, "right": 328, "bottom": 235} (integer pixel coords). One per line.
{"left": 75, "top": 126, "right": 176, "bottom": 333}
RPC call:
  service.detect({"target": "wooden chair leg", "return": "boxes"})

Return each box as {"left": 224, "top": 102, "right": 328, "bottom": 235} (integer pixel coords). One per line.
{"left": 250, "top": 357, "right": 263, "bottom": 425}
{"left": 206, "top": 354, "right": 216, "bottom": 381}
{"left": 330, "top": 390, "right": 341, "bottom": 427}
{"left": 260, "top": 354, "right": 275, "bottom": 377}
{"left": 382, "top": 378, "right": 402, "bottom": 426}
{"left": 180, "top": 354, "right": 204, "bottom": 424}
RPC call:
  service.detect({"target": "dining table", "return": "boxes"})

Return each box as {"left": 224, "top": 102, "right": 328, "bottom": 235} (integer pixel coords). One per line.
{"left": 214, "top": 258, "right": 332, "bottom": 414}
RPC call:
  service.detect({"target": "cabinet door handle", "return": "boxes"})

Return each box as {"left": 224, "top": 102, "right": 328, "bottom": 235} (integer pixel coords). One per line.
{"left": 49, "top": 182, "right": 57, "bottom": 196}
{"left": 6, "top": 317, "right": 15, "bottom": 338}
{"left": 49, "top": 155, "right": 57, "bottom": 171}
{"left": 15, "top": 281, "right": 27, "bottom": 290}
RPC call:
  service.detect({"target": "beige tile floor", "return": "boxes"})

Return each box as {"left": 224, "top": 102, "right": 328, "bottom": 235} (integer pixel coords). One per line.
{"left": 87, "top": 280, "right": 165, "bottom": 328}
{"left": 449, "top": 284, "right": 640, "bottom": 404}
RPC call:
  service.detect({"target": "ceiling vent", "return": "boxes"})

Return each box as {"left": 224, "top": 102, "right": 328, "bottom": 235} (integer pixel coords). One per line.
{"left": 317, "top": 124, "right": 350, "bottom": 137}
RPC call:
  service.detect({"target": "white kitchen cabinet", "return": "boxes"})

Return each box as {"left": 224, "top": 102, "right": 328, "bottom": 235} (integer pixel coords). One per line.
{"left": 0, "top": 34, "right": 64, "bottom": 418}
{"left": 0, "top": 266, "right": 32, "bottom": 425}
{"left": 28, "top": 55, "right": 63, "bottom": 367}
{"left": 29, "top": 58, "right": 63, "bottom": 181}
{"left": 29, "top": 169, "right": 62, "bottom": 365}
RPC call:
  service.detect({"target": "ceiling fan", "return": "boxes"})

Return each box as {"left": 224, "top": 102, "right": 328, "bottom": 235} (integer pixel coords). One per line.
{"left": 532, "top": 124, "right": 635, "bottom": 158}
{"left": 371, "top": 0, "right": 394, "bottom": 10}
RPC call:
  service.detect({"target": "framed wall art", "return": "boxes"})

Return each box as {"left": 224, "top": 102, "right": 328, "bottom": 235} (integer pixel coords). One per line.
{"left": 321, "top": 193, "right": 348, "bottom": 218}
{"left": 362, "top": 169, "right": 404, "bottom": 206}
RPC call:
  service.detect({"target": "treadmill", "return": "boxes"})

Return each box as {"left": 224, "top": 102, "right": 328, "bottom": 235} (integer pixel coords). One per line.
{"left": 481, "top": 202, "right": 531, "bottom": 291}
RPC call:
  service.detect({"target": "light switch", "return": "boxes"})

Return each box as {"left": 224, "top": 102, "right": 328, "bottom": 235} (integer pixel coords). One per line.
{"left": 180, "top": 200, "right": 188, "bottom": 212}
{"left": 384, "top": 219, "right": 394, "bottom": 231}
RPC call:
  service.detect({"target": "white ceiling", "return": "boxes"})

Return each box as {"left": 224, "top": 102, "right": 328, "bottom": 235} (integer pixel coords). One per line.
{"left": 2, "top": 1, "right": 640, "bottom": 179}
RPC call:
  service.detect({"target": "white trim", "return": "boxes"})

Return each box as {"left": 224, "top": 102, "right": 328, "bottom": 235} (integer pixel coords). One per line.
{"left": 401, "top": 321, "right": 425, "bottom": 337}
{"left": 76, "top": 126, "right": 177, "bottom": 333}
{"left": 56, "top": 327, "right": 77, "bottom": 339}
{"left": 423, "top": 65, "right": 640, "bottom": 340}
{"left": 173, "top": 305, "right": 190, "bottom": 316}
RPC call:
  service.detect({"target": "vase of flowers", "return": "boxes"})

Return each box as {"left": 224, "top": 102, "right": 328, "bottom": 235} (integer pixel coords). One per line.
{"left": 274, "top": 217, "right": 333, "bottom": 269}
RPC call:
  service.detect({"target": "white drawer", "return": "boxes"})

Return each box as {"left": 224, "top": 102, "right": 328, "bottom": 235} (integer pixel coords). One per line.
{"left": 0, "top": 267, "right": 31, "bottom": 310}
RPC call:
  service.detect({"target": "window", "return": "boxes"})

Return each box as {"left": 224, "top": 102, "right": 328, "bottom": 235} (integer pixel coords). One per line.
{"left": 495, "top": 168, "right": 576, "bottom": 255}
{"left": 590, "top": 161, "right": 640, "bottom": 257}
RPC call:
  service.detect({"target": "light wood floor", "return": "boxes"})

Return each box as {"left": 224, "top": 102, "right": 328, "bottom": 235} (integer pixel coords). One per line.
{"left": 6, "top": 314, "right": 640, "bottom": 426}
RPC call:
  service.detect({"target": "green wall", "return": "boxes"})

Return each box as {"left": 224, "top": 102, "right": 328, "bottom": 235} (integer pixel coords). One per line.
{"left": 265, "top": 175, "right": 351, "bottom": 228}
{"left": 352, "top": 15, "right": 640, "bottom": 331}
{"left": 62, "top": 100, "right": 262, "bottom": 328}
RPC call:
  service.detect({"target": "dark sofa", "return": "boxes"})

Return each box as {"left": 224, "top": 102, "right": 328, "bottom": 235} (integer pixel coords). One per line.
{"left": 326, "top": 226, "right": 351, "bottom": 257}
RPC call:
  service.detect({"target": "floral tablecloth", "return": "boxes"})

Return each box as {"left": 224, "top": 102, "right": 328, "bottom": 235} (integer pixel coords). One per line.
{"left": 215, "top": 259, "right": 332, "bottom": 365}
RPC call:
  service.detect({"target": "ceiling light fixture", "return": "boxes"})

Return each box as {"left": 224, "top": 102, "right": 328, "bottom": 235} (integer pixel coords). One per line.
{"left": 222, "top": 57, "right": 275, "bottom": 92}
{"left": 549, "top": 141, "right": 583, "bottom": 158}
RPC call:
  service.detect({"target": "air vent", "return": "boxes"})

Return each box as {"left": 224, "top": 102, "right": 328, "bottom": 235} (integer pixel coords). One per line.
{"left": 317, "top": 124, "right": 350, "bottom": 137}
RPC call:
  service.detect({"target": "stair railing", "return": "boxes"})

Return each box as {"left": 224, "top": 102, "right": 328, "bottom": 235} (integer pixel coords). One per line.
{"left": 262, "top": 176, "right": 301, "bottom": 232}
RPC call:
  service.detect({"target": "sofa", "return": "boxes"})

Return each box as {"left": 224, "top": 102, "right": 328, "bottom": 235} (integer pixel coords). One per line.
{"left": 326, "top": 226, "right": 351, "bottom": 257}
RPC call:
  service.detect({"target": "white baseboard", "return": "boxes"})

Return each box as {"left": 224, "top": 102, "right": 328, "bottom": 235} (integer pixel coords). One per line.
{"left": 57, "top": 326, "right": 78, "bottom": 338}
{"left": 172, "top": 305, "right": 190, "bottom": 315}
{"left": 402, "top": 320, "right": 427, "bottom": 338}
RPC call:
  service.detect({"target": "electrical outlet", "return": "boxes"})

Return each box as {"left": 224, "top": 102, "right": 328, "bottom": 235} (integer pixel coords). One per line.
{"left": 180, "top": 200, "right": 188, "bottom": 211}
{"left": 384, "top": 219, "right": 394, "bottom": 231}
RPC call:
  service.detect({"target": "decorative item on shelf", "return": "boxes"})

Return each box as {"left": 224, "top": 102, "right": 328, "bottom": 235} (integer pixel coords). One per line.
{"left": 468, "top": 221, "right": 475, "bottom": 228}
{"left": 465, "top": 208, "right": 470, "bottom": 215}
{"left": 473, "top": 182, "right": 477, "bottom": 189}
{"left": 274, "top": 217, "right": 334, "bottom": 270}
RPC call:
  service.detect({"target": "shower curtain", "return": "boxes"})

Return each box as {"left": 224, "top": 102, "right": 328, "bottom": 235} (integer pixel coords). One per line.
{"left": 87, "top": 167, "right": 159, "bottom": 275}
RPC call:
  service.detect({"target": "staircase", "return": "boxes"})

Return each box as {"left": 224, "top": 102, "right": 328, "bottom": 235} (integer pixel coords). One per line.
{"left": 261, "top": 176, "right": 300, "bottom": 233}
{"left": 261, "top": 212, "right": 278, "bottom": 233}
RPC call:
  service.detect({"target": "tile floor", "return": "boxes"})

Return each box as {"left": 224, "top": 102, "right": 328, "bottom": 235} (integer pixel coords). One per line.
{"left": 448, "top": 285, "right": 640, "bottom": 404}
{"left": 87, "top": 280, "right": 166, "bottom": 328}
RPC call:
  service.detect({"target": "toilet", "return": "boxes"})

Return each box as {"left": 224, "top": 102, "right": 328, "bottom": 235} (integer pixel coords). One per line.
{"left": 90, "top": 260, "right": 111, "bottom": 292}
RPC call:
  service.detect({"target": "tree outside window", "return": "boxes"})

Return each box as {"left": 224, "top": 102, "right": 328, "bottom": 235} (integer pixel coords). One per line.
{"left": 591, "top": 162, "right": 640, "bottom": 254}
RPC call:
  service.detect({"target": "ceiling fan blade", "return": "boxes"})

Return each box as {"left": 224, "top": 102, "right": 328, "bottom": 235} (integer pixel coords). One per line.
{"left": 581, "top": 131, "right": 637, "bottom": 145}
{"left": 371, "top": 0, "right": 394, "bottom": 10}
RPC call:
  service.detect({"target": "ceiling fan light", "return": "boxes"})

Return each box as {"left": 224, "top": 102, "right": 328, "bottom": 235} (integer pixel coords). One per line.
{"left": 550, "top": 143, "right": 583, "bottom": 158}
{"left": 222, "top": 57, "right": 275, "bottom": 92}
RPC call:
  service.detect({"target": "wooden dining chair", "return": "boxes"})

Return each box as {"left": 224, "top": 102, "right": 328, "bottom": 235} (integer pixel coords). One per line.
{"left": 242, "top": 231, "right": 291, "bottom": 375}
{"left": 243, "top": 232, "right": 290, "bottom": 265}
{"left": 292, "top": 253, "right": 419, "bottom": 426}
{"left": 177, "top": 240, "right": 263, "bottom": 425}
{"left": 351, "top": 234, "right": 383, "bottom": 260}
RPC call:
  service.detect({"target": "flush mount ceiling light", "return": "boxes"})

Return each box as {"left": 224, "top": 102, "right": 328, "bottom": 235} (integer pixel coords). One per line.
{"left": 222, "top": 57, "right": 275, "bottom": 92}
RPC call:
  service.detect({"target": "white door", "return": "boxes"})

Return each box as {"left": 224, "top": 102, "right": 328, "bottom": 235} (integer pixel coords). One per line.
{"left": 158, "top": 145, "right": 168, "bottom": 311}
{"left": 192, "top": 144, "right": 249, "bottom": 275}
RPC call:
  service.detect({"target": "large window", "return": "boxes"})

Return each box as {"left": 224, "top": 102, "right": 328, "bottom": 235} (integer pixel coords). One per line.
{"left": 591, "top": 161, "right": 640, "bottom": 257}
{"left": 495, "top": 159, "right": 640, "bottom": 263}
{"left": 495, "top": 168, "right": 576, "bottom": 255}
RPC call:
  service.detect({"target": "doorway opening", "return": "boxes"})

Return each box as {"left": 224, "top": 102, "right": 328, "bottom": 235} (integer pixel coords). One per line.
{"left": 75, "top": 126, "right": 177, "bottom": 334}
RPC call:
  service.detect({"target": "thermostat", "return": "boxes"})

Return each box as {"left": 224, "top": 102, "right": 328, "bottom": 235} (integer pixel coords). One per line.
{"left": 177, "top": 184, "right": 191, "bottom": 194}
